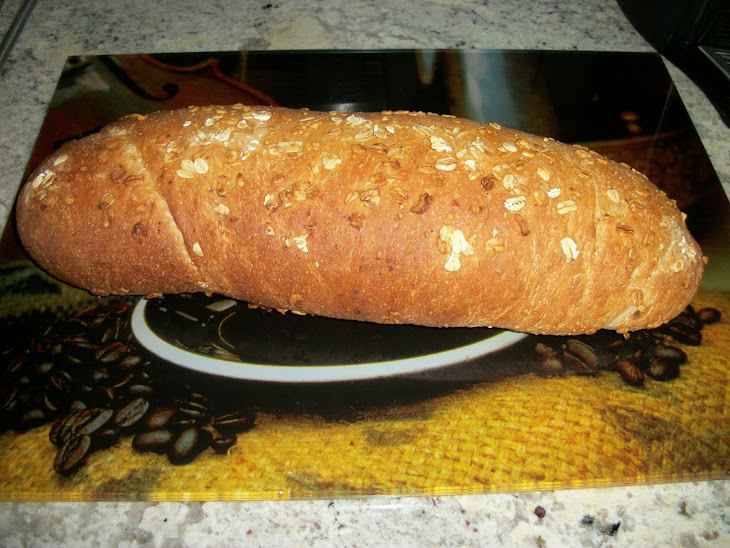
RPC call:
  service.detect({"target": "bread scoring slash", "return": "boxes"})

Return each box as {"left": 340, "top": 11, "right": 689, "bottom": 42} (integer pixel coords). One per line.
{"left": 16, "top": 105, "right": 705, "bottom": 335}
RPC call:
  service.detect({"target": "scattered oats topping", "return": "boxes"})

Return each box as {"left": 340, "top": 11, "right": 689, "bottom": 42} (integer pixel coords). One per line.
{"left": 251, "top": 111, "right": 272, "bottom": 121}
{"left": 556, "top": 200, "right": 578, "bottom": 214}
{"left": 463, "top": 159, "right": 476, "bottom": 171}
{"left": 389, "top": 186, "right": 409, "bottom": 202}
{"left": 346, "top": 114, "right": 367, "bottom": 126}
{"left": 32, "top": 170, "right": 56, "bottom": 189}
{"left": 274, "top": 141, "right": 304, "bottom": 154}
{"left": 214, "top": 203, "right": 230, "bottom": 215}
{"left": 176, "top": 160, "right": 195, "bottom": 179}
{"left": 502, "top": 174, "right": 516, "bottom": 190}
{"left": 192, "top": 242, "right": 204, "bottom": 257}
{"left": 439, "top": 225, "right": 475, "bottom": 272}
{"left": 678, "top": 235, "right": 698, "bottom": 258}
{"left": 358, "top": 188, "right": 381, "bottom": 208}
{"left": 504, "top": 195, "right": 527, "bottom": 211}
{"left": 193, "top": 158, "right": 209, "bottom": 174}
{"left": 430, "top": 135, "right": 452, "bottom": 153}
{"left": 182, "top": 120, "right": 192, "bottom": 127}
{"left": 353, "top": 129, "right": 374, "bottom": 142}
{"left": 606, "top": 189, "right": 620, "bottom": 203}
{"left": 98, "top": 192, "right": 115, "bottom": 210}
{"left": 502, "top": 142, "right": 518, "bottom": 153}
{"left": 412, "top": 124, "right": 434, "bottom": 135}
{"left": 292, "top": 234, "right": 309, "bottom": 253}
{"left": 321, "top": 154, "right": 341, "bottom": 170}
{"left": 673, "top": 259, "right": 684, "bottom": 272}
{"left": 537, "top": 167, "right": 551, "bottom": 181}
{"left": 547, "top": 187, "right": 561, "bottom": 198}
{"left": 434, "top": 158, "right": 457, "bottom": 171}
{"left": 470, "top": 138, "right": 487, "bottom": 155}
{"left": 631, "top": 289, "right": 644, "bottom": 307}
{"left": 560, "top": 237, "right": 580, "bottom": 262}
{"left": 214, "top": 128, "right": 233, "bottom": 142}
{"left": 53, "top": 155, "right": 69, "bottom": 166}
{"left": 485, "top": 237, "right": 506, "bottom": 254}
{"left": 204, "top": 118, "right": 215, "bottom": 127}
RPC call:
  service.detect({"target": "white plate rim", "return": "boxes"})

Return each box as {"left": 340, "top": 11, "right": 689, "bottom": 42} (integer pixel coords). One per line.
{"left": 130, "top": 298, "right": 528, "bottom": 383}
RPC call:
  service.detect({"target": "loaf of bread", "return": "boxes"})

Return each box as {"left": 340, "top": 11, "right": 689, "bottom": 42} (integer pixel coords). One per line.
{"left": 16, "top": 105, "right": 705, "bottom": 335}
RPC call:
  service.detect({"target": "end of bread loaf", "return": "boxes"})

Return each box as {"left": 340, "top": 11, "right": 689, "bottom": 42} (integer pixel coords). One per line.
{"left": 16, "top": 105, "right": 704, "bottom": 335}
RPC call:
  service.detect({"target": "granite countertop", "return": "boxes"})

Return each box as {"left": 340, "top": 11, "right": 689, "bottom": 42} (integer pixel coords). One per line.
{"left": 0, "top": 1, "right": 728, "bottom": 546}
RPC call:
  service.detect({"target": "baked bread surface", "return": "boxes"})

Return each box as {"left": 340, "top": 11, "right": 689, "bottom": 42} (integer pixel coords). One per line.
{"left": 16, "top": 105, "right": 704, "bottom": 334}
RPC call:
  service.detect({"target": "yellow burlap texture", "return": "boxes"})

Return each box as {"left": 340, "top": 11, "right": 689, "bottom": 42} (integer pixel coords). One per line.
{"left": 0, "top": 290, "right": 728, "bottom": 501}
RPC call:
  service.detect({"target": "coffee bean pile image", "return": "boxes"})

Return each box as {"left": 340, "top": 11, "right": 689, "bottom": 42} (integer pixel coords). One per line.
{"left": 1, "top": 301, "right": 255, "bottom": 475}
{"left": 533, "top": 305, "right": 721, "bottom": 384}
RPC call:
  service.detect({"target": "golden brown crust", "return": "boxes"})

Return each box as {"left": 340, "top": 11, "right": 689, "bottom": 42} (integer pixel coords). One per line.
{"left": 16, "top": 105, "right": 704, "bottom": 334}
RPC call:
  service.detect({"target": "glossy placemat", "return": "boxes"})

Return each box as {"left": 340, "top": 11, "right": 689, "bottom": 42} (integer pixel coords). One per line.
{"left": 0, "top": 50, "right": 728, "bottom": 501}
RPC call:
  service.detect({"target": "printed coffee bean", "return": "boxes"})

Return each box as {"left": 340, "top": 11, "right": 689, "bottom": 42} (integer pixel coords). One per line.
{"left": 647, "top": 358, "right": 679, "bottom": 381}
{"left": 95, "top": 342, "right": 129, "bottom": 364}
{"left": 67, "top": 334, "right": 94, "bottom": 352}
{"left": 2, "top": 301, "right": 257, "bottom": 474}
{"left": 4, "top": 354, "right": 27, "bottom": 378}
{"left": 126, "top": 384, "right": 154, "bottom": 397}
{"left": 42, "top": 393, "right": 60, "bottom": 414}
{"left": 564, "top": 340, "right": 600, "bottom": 370}
{"left": 114, "top": 398, "right": 150, "bottom": 429}
{"left": 89, "top": 368, "right": 110, "bottom": 383}
{"left": 616, "top": 359, "right": 644, "bottom": 386}
{"left": 69, "top": 400, "right": 88, "bottom": 411}
{"left": 118, "top": 355, "right": 142, "bottom": 370}
{"left": 169, "top": 417, "right": 202, "bottom": 430}
{"left": 133, "top": 429, "right": 174, "bottom": 453}
{"left": 534, "top": 342, "right": 558, "bottom": 357}
{"left": 49, "top": 410, "right": 82, "bottom": 446}
{"left": 652, "top": 344, "right": 687, "bottom": 365}
{"left": 212, "top": 410, "right": 255, "bottom": 435}
{"left": 697, "top": 307, "right": 721, "bottom": 325}
{"left": 75, "top": 408, "right": 113, "bottom": 436}
{"left": 145, "top": 406, "right": 177, "bottom": 430}
{"left": 538, "top": 356, "right": 564, "bottom": 376}
{"left": 48, "top": 371, "right": 73, "bottom": 394}
{"left": 70, "top": 409, "right": 96, "bottom": 434}
{"left": 35, "top": 361, "right": 55, "bottom": 376}
{"left": 187, "top": 392, "right": 209, "bottom": 404}
{"left": 177, "top": 398, "right": 209, "bottom": 414}
{"left": 168, "top": 427, "right": 212, "bottom": 465}
{"left": 211, "top": 433, "right": 237, "bottom": 454}
{"left": 560, "top": 339, "right": 600, "bottom": 375}
{"left": 659, "top": 323, "right": 702, "bottom": 346}
{"left": 54, "top": 434, "right": 92, "bottom": 475}
{"left": 176, "top": 403, "right": 209, "bottom": 423}
{"left": 112, "top": 372, "right": 135, "bottom": 390}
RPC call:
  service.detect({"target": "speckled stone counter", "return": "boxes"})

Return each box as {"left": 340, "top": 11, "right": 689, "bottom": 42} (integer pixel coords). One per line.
{"left": 0, "top": 1, "right": 728, "bottom": 546}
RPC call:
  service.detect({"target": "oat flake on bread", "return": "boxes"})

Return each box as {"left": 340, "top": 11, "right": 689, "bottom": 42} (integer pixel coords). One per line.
{"left": 16, "top": 105, "right": 705, "bottom": 335}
